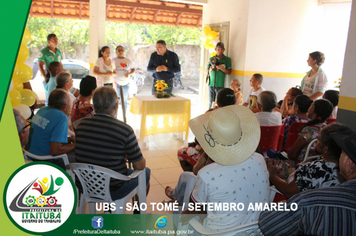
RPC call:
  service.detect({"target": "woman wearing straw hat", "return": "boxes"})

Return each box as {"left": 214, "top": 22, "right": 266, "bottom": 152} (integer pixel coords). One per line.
{"left": 178, "top": 105, "right": 270, "bottom": 233}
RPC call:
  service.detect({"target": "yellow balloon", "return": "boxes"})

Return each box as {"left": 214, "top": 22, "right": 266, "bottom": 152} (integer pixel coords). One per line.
{"left": 17, "top": 44, "right": 29, "bottom": 64}
{"left": 13, "top": 64, "right": 33, "bottom": 83}
{"left": 20, "top": 89, "right": 36, "bottom": 106}
{"left": 207, "top": 43, "right": 215, "bottom": 49}
{"left": 14, "top": 81, "right": 24, "bottom": 91}
{"left": 22, "top": 29, "right": 31, "bottom": 46}
{"left": 203, "top": 26, "right": 211, "bottom": 35}
{"left": 207, "top": 31, "right": 218, "bottom": 40}
{"left": 204, "top": 39, "right": 211, "bottom": 49}
{"left": 14, "top": 104, "right": 32, "bottom": 119}
{"left": 9, "top": 89, "right": 22, "bottom": 107}
{"left": 210, "top": 52, "right": 217, "bottom": 57}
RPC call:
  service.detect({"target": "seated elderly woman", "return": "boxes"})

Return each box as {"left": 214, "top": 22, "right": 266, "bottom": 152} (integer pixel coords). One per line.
{"left": 267, "top": 99, "right": 333, "bottom": 179}
{"left": 268, "top": 123, "right": 351, "bottom": 199}
{"left": 169, "top": 106, "right": 269, "bottom": 233}
{"left": 71, "top": 75, "right": 97, "bottom": 130}
{"left": 255, "top": 91, "right": 282, "bottom": 126}
{"left": 282, "top": 95, "right": 312, "bottom": 150}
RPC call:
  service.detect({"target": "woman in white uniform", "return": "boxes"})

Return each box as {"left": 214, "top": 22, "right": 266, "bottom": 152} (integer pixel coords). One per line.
{"left": 93, "top": 46, "right": 116, "bottom": 87}
{"left": 301, "top": 51, "right": 328, "bottom": 100}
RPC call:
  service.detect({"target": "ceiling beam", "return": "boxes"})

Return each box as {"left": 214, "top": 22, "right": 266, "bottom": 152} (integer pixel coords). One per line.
{"left": 153, "top": 10, "right": 161, "bottom": 24}
{"left": 176, "top": 12, "right": 184, "bottom": 26}
{"left": 196, "top": 16, "right": 202, "bottom": 27}
{"left": 106, "top": 0, "right": 201, "bottom": 14}
{"left": 106, "top": 4, "right": 111, "bottom": 20}
{"left": 79, "top": 2, "right": 83, "bottom": 19}
{"left": 130, "top": 7, "right": 137, "bottom": 22}
{"left": 51, "top": 0, "right": 54, "bottom": 18}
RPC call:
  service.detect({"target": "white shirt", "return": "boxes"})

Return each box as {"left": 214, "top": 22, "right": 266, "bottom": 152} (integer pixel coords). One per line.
{"left": 94, "top": 58, "right": 114, "bottom": 84}
{"left": 112, "top": 57, "right": 135, "bottom": 85}
{"left": 244, "top": 87, "right": 266, "bottom": 109}
{"left": 302, "top": 74, "right": 316, "bottom": 97}
{"left": 191, "top": 153, "right": 270, "bottom": 234}
{"left": 255, "top": 111, "right": 282, "bottom": 126}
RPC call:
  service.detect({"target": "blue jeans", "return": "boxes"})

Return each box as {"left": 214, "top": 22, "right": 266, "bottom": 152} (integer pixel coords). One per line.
{"left": 152, "top": 77, "right": 173, "bottom": 95}
{"left": 117, "top": 83, "right": 130, "bottom": 110}
{"left": 110, "top": 168, "right": 151, "bottom": 200}
{"left": 209, "top": 86, "right": 224, "bottom": 109}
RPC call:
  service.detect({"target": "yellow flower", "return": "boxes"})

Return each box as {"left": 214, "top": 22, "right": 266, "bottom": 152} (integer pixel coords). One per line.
{"left": 155, "top": 80, "right": 168, "bottom": 91}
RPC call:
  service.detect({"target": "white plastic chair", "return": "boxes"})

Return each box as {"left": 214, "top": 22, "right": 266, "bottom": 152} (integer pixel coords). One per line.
{"left": 304, "top": 139, "right": 320, "bottom": 162}
{"left": 69, "top": 163, "right": 147, "bottom": 214}
{"left": 189, "top": 219, "right": 262, "bottom": 236}
{"left": 23, "top": 150, "right": 73, "bottom": 179}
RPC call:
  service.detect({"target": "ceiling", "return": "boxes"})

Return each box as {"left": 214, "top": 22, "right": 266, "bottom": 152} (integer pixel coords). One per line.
{"left": 30, "top": 0, "right": 203, "bottom": 28}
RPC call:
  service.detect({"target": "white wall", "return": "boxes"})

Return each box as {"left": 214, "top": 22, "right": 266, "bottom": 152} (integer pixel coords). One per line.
{"left": 201, "top": 0, "right": 351, "bottom": 104}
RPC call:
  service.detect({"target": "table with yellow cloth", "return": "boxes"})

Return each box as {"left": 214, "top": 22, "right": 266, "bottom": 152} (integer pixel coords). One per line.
{"left": 130, "top": 95, "right": 191, "bottom": 141}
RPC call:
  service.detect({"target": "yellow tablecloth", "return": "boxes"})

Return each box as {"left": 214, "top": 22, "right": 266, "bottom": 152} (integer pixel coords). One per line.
{"left": 130, "top": 95, "right": 191, "bottom": 141}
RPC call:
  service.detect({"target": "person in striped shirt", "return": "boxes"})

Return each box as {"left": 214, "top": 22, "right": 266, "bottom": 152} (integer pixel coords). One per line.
{"left": 75, "top": 86, "right": 150, "bottom": 202}
{"left": 259, "top": 130, "right": 356, "bottom": 235}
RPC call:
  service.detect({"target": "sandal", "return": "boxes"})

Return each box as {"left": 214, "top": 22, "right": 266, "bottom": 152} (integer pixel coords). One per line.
{"left": 165, "top": 186, "right": 175, "bottom": 200}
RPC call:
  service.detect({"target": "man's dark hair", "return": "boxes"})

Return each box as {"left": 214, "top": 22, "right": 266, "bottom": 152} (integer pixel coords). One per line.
{"left": 323, "top": 90, "right": 339, "bottom": 107}
{"left": 253, "top": 73, "right": 263, "bottom": 84}
{"left": 80, "top": 76, "right": 97, "bottom": 96}
{"left": 156, "top": 40, "right": 166, "bottom": 46}
{"left": 215, "top": 42, "right": 225, "bottom": 49}
{"left": 48, "top": 61, "right": 61, "bottom": 77}
{"left": 48, "top": 89, "right": 69, "bottom": 110}
{"left": 47, "top": 33, "right": 57, "bottom": 41}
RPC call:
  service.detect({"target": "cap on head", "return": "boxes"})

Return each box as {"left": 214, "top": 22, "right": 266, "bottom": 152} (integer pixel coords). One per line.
{"left": 331, "top": 131, "right": 356, "bottom": 163}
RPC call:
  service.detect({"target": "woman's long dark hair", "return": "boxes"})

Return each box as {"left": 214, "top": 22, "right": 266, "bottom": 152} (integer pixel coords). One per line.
{"left": 98, "top": 46, "right": 109, "bottom": 58}
{"left": 303, "top": 99, "right": 333, "bottom": 128}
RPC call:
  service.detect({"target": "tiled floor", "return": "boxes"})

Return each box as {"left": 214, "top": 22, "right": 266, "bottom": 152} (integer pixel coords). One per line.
{"left": 80, "top": 86, "right": 201, "bottom": 214}
{"left": 139, "top": 136, "right": 186, "bottom": 214}
{"left": 123, "top": 88, "right": 200, "bottom": 214}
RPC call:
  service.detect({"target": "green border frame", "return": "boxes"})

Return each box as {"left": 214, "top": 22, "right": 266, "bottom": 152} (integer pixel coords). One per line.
{"left": 3, "top": 162, "right": 77, "bottom": 235}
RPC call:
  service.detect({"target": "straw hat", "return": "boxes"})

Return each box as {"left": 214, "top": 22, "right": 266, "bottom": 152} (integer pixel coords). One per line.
{"left": 189, "top": 105, "right": 260, "bottom": 166}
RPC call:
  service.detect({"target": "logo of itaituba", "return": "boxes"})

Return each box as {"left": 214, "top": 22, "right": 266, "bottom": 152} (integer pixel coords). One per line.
{"left": 5, "top": 163, "right": 76, "bottom": 234}
{"left": 9, "top": 175, "right": 64, "bottom": 223}
{"left": 154, "top": 216, "right": 167, "bottom": 228}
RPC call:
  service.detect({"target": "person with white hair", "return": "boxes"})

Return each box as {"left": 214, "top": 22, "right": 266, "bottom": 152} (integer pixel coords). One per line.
{"left": 26, "top": 89, "right": 75, "bottom": 157}
{"left": 255, "top": 90, "right": 282, "bottom": 126}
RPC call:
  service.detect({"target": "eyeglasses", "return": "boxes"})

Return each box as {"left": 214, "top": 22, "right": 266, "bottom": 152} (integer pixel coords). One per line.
{"left": 155, "top": 47, "right": 163, "bottom": 50}
{"left": 117, "top": 49, "right": 124, "bottom": 52}
{"left": 20, "top": 122, "right": 31, "bottom": 133}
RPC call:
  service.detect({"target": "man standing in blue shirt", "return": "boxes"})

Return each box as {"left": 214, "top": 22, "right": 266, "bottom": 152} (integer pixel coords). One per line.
{"left": 147, "top": 40, "right": 180, "bottom": 95}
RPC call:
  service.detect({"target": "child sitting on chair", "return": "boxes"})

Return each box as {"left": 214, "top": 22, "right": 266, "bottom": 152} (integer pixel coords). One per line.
{"left": 230, "top": 78, "right": 243, "bottom": 105}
